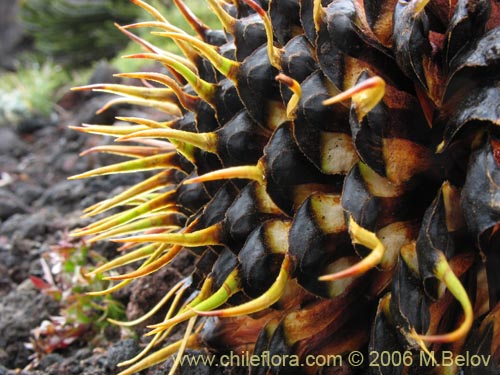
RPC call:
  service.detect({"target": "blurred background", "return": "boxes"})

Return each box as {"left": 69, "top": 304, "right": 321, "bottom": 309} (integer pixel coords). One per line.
{"left": 0, "top": 0, "right": 219, "bottom": 131}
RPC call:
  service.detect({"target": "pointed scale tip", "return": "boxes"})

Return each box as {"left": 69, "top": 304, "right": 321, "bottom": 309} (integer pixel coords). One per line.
{"left": 276, "top": 73, "right": 301, "bottom": 119}
{"left": 408, "top": 255, "right": 473, "bottom": 343}
{"left": 183, "top": 164, "right": 264, "bottom": 185}
{"left": 206, "top": 0, "right": 236, "bottom": 32}
{"left": 129, "top": 0, "right": 168, "bottom": 24}
{"left": 123, "top": 53, "right": 217, "bottom": 103}
{"left": 319, "top": 216, "right": 385, "bottom": 281}
{"left": 194, "top": 255, "right": 290, "bottom": 317}
{"left": 115, "top": 72, "right": 200, "bottom": 111}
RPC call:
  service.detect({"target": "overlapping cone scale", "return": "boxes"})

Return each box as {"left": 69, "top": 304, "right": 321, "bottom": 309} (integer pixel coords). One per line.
{"left": 71, "top": 0, "right": 500, "bottom": 373}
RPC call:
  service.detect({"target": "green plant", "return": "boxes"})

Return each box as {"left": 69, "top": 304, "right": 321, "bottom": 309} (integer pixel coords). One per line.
{"left": 0, "top": 59, "right": 68, "bottom": 126}
{"left": 71, "top": 0, "right": 500, "bottom": 374}
{"left": 20, "top": 0, "right": 140, "bottom": 67}
{"left": 28, "top": 235, "right": 126, "bottom": 357}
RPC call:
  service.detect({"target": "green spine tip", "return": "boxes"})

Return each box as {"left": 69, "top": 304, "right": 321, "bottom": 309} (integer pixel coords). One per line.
{"left": 67, "top": 152, "right": 182, "bottom": 180}
{"left": 319, "top": 216, "right": 385, "bottom": 281}
{"left": 322, "top": 76, "right": 386, "bottom": 120}
{"left": 194, "top": 255, "right": 291, "bottom": 317}
{"left": 116, "top": 128, "right": 218, "bottom": 154}
{"left": 152, "top": 32, "right": 239, "bottom": 80}
{"left": 87, "top": 211, "right": 183, "bottom": 243}
{"left": 87, "top": 243, "right": 160, "bottom": 276}
{"left": 183, "top": 164, "right": 265, "bottom": 185}
{"left": 130, "top": 0, "right": 168, "bottom": 23}
{"left": 82, "top": 169, "right": 180, "bottom": 218}
{"left": 95, "top": 96, "right": 182, "bottom": 117}
{"left": 206, "top": 0, "right": 236, "bottom": 32}
{"left": 146, "top": 268, "right": 240, "bottom": 335}
{"left": 116, "top": 72, "right": 200, "bottom": 111}
{"left": 106, "top": 244, "right": 183, "bottom": 281}
{"left": 111, "top": 223, "right": 224, "bottom": 247}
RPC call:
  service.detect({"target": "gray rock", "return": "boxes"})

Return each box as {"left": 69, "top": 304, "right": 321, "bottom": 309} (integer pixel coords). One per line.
{"left": 0, "top": 279, "right": 58, "bottom": 369}
{"left": 0, "top": 188, "right": 29, "bottom": 220}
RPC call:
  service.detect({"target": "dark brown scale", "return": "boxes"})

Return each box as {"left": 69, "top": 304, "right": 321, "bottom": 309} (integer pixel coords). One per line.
{"left": 416, "top": 188, "right": 456, "bottom": 299}
{"left": 171, "top": 111, "right": 198, "bottom": 132}
{"left": 292, "top": 71, "right": 351, "bottom": 174}
{"left": 168, "top": 114, "right": 225, "bottom": 195}
{"left": 389, "top": 254, "right": 430, "bottom": 341}
{"left": 269, "top": 0, "right": 302, "bottom": 45}
{"left": 231, "top": 13, "right": 267, "bottom": 61}
{"left": 183, "top": 183, "right": 238, "bottom": 255}
{"left": 190, "top": 248, "right": 220, "bottom": 288}
{"left": 211, "top": 78, "right": 245, "bottom": 125}
{"left": 234, "top": 45, "right": 284, "bottom": 127}
{"left": 288, "top": 193, "right": 351, "bottom": 298}
{"left": 183, "top": 91, "right": 220, "bottom": 132}
{"left": 299, "top": 0, "right": 332, "bottom": 44}
{"left": 444, "top": 0, "right": 491, "bottom": 66}
{"left": 341, "top": 165, "right": 432, "bottom": 232}
{"left": 194, "top": 150, "right": 226, "bottom": 196}
{"left": 249, "top": 322, "right": 276, "bottom": 375}
{"left": 347, "top": 72, "right": 434, "bottom": 183}
{"left": 214, "top": 109, "right": 271, "bottom": 167}
{"left": 175, "top": 179, "right": 211, "bottom": 214}
{"left": 278, "top": 34, "right": 319, "bottom": 105}
{"left": 318, "top": 0, "right": 413, "bottom": 92}
{"left": 295, "top": 70, "right": 349, "bottom": 132}
{"left": 462, "top": 136, "right": 500, "bottom": 305}
{"left": 262, "top": 122, "right": 343, "bottom": 215}
{"left": 209, "top": 247, "right": 239, "bottom": 291}
{"left": 363, "top": 0, "right": 399, "bottom": 47}
{"left": 369, "top": 299, "right": 405, "bottom": 368}
{"left": 238, "top": 219, "right": 288, "bottom": 298}
{"left": 224, "top": 182, "right": 285, "bottom": 250}
{"left": 265, "top": 323, "right": 296, "bottom": 375}
{"left": 186, "top": 76, "right": 244, "bottom": 128}
{"left": 392, "top": 0, "right": 432, "bottom": 91}
{"left": 191, "top": 181, "right": 283, "bottom": 253}
{"left": 280, "top": 35, "right": 319, "bottom": 83}
{"left": 184, "top": 183, "right": 238, "bottom": 232}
